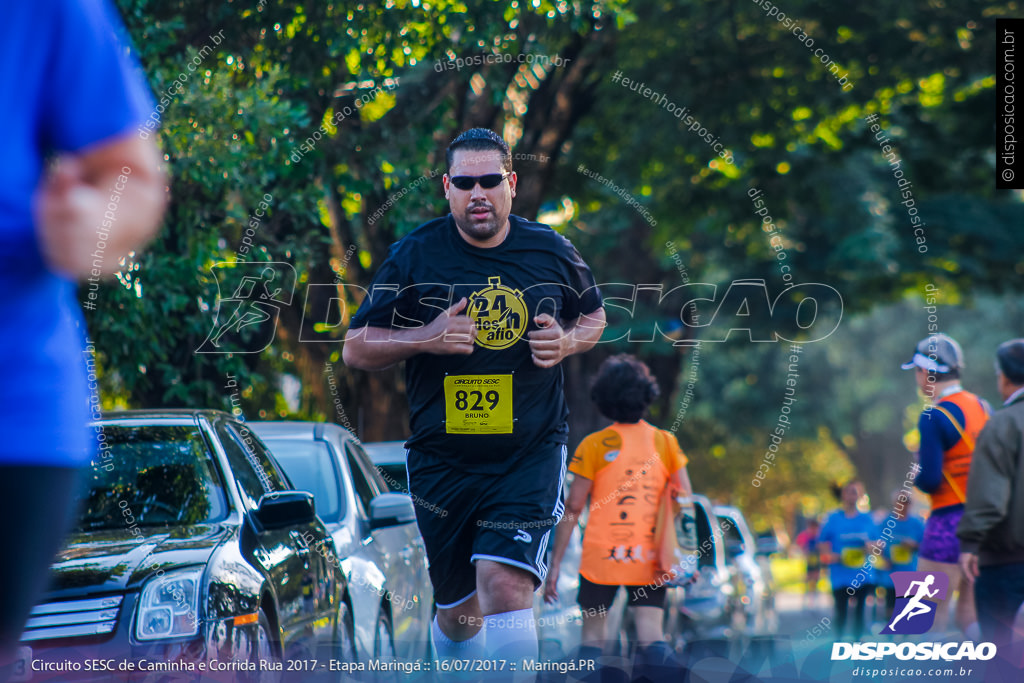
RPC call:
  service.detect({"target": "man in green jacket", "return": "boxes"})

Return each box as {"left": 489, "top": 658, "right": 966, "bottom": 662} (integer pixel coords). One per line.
{"left": 957, "top": 339, "right": 1024, "bottom": 665}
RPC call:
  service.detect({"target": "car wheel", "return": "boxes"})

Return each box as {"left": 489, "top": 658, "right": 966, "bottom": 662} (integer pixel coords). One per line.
{"left": 252, "top": 609, "right": 281, "bottom": 683}
{"left": 373, "top": 609, "right": 396, "bottom": 660}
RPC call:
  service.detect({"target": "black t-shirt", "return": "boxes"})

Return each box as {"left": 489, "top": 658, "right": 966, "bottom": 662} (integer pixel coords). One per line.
{"left": 349, "top": 214, "right": 603, "bottom": 474}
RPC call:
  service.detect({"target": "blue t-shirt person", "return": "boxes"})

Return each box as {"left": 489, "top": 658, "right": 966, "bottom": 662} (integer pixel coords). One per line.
{"left": 876, "top": 514, "right": 926, "bottom": 588}
{"left": 0, "top": 0, "right": 153, "bottom": 466}
{"left": 820, "top": 509, "right": 879, "bottom": 589}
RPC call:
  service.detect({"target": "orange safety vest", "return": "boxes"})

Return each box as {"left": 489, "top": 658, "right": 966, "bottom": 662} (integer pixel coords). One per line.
{"left": 929, "top": 391, "right": 989, "bottom": 510}
{"left": 579, "top": 422, "right": 670, "bottom": 586}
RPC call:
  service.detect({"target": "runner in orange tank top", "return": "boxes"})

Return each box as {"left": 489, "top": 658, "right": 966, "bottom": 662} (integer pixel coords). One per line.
{"left": 901, "top": 333, "right": 991, "bottom": 636}
{"left": 544, "top": 354, "right": 692, "bottom": 675}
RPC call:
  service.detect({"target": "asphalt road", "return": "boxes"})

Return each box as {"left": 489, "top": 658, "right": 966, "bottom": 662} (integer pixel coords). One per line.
{"left": 534, "top": 591, "right": 1017, "bottom": 683}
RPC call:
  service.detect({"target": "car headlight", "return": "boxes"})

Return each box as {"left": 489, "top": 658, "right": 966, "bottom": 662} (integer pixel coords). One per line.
{"left": 136, "top": 567, "right": 203, "bottom": 641}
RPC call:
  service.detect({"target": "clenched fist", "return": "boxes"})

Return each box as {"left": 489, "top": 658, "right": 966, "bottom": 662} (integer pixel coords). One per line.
{"left": 423, "top": 297, "right": 477, "bottom": 355}
{"left": 528, "top": 313, "right": 572, "bottom": 368}
{"left": 35, "top": 158, "right": 113, "bottom": 278}
{"left": 32, "top": 135, "right": 166, "bottom": 280}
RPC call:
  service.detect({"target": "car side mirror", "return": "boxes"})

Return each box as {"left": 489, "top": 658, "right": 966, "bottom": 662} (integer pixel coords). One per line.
{"left": 252, "top": 491, "right": 316, "bottom": 532}
{"left": 369, "top": 493, "right": 416, "bottom": 529}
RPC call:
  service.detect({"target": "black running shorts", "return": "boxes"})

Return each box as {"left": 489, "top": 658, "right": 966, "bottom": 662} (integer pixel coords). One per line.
{"left": 576, "top": 575, "right": 667, "bottom": 611}
{"left": 407, "top": 441, "right": 567, "bottom": 608}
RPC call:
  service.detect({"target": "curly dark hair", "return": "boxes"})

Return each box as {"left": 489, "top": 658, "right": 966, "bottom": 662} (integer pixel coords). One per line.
{"left": 590, "top": 354, "right": 660, "bottom": 423}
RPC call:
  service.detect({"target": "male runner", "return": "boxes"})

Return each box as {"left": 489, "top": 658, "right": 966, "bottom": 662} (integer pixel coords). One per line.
{"left": 818, "top": 480, "right": 878, "bottom": 640}
{"left": 545, "top": 354, "right": 691, "bottom": 679}
{"left": 343, "top": 128, "right": 606, "bottom": 663}
{"left": 876, "top": 493, "right": 925, "bottom": 621}
{"left": 901, "top": 333, "right": 990, "bottom": 635}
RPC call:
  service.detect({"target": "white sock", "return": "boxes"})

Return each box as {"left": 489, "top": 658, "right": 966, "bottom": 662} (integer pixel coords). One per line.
{"left": 483, "top": 608, "right": 538, "bottom": 661}
{"left": 432, "top": 615, "right": 486, "bottom": 660}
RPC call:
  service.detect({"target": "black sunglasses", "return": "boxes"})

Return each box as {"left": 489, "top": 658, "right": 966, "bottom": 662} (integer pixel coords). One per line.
{"left": 449, "top": 172, "right": 510, "bottom": 191}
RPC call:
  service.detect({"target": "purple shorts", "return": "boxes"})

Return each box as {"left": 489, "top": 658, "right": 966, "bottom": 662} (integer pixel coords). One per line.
{"left": 919, "top": 506, "right": 964, "bottom": 564}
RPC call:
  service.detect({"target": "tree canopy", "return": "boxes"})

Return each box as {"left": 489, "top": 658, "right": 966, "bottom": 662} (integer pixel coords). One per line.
{"left": 88, "top": 0, "right": 1024, "bottom": 529}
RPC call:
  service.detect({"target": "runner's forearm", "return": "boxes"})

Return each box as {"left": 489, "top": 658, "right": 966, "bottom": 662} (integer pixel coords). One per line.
{"left": 550, "top": 509, "right": 579, "bottom": 570}
{"left": 563, "top": 307, "right": 606, "bottom": 356}
{"left": 342, "top": 325, "right": 439, "bottom": 370}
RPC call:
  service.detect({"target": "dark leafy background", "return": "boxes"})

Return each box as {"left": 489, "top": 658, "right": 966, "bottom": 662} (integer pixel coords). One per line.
{"left": 87, "top": 0, "right": 1024, "bottom": 531}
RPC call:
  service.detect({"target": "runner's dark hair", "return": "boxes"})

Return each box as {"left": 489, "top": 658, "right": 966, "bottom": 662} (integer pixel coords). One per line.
{"left": 831, "top": 479, "right": 864, "bottom": 502}
{"left": 446, "top": 128, "right": 512, "bottom": 173}
{"left": 996, "top": 339, "right": 1024, "bottom": 385}
{"left": 590, "top": 354, "right": 659, "bottom": 423}
{"left": 926, "top": 368, "right": 960, "bottom": 381}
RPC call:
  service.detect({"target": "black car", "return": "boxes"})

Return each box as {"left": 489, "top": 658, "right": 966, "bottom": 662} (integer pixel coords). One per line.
{"left": 16, "top": 410, "right": 349, "bottom": 682}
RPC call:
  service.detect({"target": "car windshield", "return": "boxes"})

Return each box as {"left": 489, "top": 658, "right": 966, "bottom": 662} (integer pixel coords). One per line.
{"left": 720, "top": 515, "right": 746, "bottom": 555}
{"left": 75, "top": 425, "right": 229, "bottom": 530}
{"left": 259, "top": 439, "right": 343, "bottom": 519}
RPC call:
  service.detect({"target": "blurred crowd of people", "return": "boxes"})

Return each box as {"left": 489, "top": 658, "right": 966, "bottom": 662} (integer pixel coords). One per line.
{"left": 794, "top": 334, "right": 1024, "bottom": 670}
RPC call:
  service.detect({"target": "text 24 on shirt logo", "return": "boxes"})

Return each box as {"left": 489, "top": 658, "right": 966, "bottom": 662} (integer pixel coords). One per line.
{"left": 468, "top": 276, "right": 527, "bottom": 350}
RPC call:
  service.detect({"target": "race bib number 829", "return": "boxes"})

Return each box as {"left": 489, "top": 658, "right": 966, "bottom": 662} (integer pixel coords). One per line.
{"left": 444, "top": 374, "right": 513, "bottom": 434}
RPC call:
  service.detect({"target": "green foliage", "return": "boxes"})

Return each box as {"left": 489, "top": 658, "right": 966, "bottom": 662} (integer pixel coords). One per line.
{"left": 85, "top": 0, "right": 1022, "bottom": 528}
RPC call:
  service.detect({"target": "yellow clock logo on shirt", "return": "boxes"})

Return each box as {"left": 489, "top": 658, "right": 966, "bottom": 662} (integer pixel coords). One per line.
{"left": 468, "top": 277, "right": 528, "bottom": 350}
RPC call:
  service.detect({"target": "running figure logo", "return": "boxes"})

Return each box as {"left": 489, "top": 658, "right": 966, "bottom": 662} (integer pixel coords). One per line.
{"left": 881, "top": 571, "right": 950, "bottom": 635}
{"left": 197, "top": 262, "right": 296, "bottom": 354}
